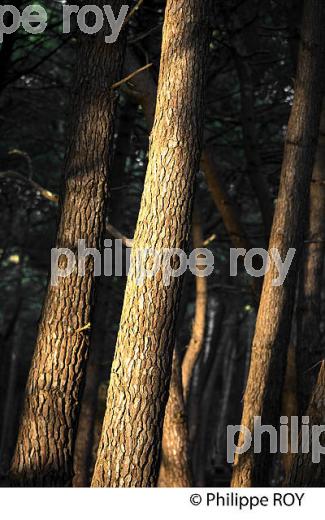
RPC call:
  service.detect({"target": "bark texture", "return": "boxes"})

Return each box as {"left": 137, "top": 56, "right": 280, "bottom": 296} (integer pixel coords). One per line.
{"left": 231, "top": 0, "right": 325, "bottom": 487}
{"left": 10, "top": 0, "right": 126, "bottom": 486}
{"left": 91, "top": 0, "right": 209, "bottom": 487}
{"left": 296, "top": 103, "right": 325, "bottom": 416}
{"left": 125, "top": 49, "right": 253, "bottom": 263}
{"left": 73, "top": 100, "right": 137, "bottom": 488}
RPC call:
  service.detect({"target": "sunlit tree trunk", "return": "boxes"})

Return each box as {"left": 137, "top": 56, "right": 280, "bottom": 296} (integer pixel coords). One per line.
{"left": 10, "top": 0, "right": 126, "bottom": 486}
{"left": 73, "top": 100, "right": 137, "bottom": 488}
{"left": 125, "top": 49, "right": 253, "bottom": 260}
{"left": 231, "top": 0, "right": 325, "bottom": 487}
{"left": 91, "top": 0, "right": 210, "bottom": 487}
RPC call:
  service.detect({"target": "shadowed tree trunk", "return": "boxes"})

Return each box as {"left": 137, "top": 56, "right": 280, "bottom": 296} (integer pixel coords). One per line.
{"left": 157, "top": 350, "right": 192, "bottom": 487}
{"left": 296, "top": 102, "right": 325, "bottom": 416}
{"left": 281, "top": 343, "right": 298, "bottom": 477}
{"left": 231, "top": 0, "right": 325, "bottom": 487}
{"left": 9, "top": 0, "right": 126, "bottom": 486}
{"left": 189, "top": 298, "right": 224, "bottom": 474}
{"left": 288, "top": 361, "right": 325, "bottom": 486}
{"left": 158, "top": 205, "right": 206, "bottom": 487}
{"left": 91, "top": 0, "right": 210, "bottom": 487}
{"left": 195, "top": 305, "right": 234, "bottom": 486}
{"left": 182, "top": 207, "right": 207, "bottom": 402}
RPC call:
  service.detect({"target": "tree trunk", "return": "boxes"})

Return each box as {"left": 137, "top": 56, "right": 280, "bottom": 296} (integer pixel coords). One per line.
{"left": 189, "top": 298, "right": 224, "bottom": 473}
{"left": 182, "top": 207, "right": 207, "bottom": 402}
{"left": 10, "top": 0, "right": 126, "bottom": 486}
{"left": 288, "top": 361, "right": 325, "bottom": 486}
{"left": 125, "top": 49, "right": 253, "bottom": 261}
{"left": 158, "top": 205, "right": 206, "bottom": 487}
{"left": 231, "top": 0, "right": 325, "bottom": 487}
{"left": 281, "top": 343, "right": 298, "bottom": 477}
{"left": 157, "top": 350, "right": 192, "bottom": 487}
{"left": 296, "top": 102, "right": 325, "bottom": 416}
{"left": 73, "top": 100, "right": 137, "bottom": 488}
{"left": 91, "top": 0, "right": 209, "bottom": 487}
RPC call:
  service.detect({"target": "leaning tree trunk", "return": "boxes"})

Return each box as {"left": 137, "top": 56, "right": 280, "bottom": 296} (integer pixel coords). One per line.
{"left": 10, "top": 0, "right": 126, "bottom": 486}
{"left": 73, "top": 99, "right": 137, "bottom": 488}
{"left": 296, "top": 102, "right": 325, "bottom": 416}
{"left": 91, "top": 0, "right": 210, "bottom": 487}
{"left": 231, "top": 0, "right": 325, "bottom": 488}
{"left": 125, "top": 49, "right": 253, "bottom": 260}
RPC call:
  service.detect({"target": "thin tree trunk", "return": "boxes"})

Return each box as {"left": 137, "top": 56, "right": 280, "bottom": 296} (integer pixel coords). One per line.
{"left": 91, "top": 0, "right": 209, "bottom": 487}
{"left": 10, "top": 1, "right": 126, "bottom": 486}
{"left": 158, "top": 350, "right": 192, "bottom": 487}
{"left": 288, "top": 361, "right": 325, "bottom": 486}
{"left": 201, "top": 149, "right": 261, "bottom": 299}
{"left": 158, "top": 205, "right": 207, "bottom": 487}
{"left": 231, "top": 0, "right": 325, "bottom": 487}
{"left": 195, "top": 307, "right": 233, "bottom": 486}
{"left": 281, "top": 343, "right": 298, "bottom": 477}
{"left": 201, "top": 149, "right": 252, "bottom": 251}
{"left": 296, "top": 103, "right": 325, "bottom": 416}
{"left": 190, "top": 298, "right": 224, "bottom": 463}
{"left": 182, "top": 207, "right": 207, "bottom": 402}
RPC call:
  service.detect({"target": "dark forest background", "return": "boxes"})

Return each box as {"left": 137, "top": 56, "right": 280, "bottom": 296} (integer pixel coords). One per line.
{"left": 0, "top": 0, "right": 319, "bottom": 487}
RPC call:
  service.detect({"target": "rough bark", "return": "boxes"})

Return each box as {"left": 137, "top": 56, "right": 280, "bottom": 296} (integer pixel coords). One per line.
{"left": 231, "top": 0, "right": 325, "bottom": 487}
{"left": 73, "top": 100, "right": 136, "bottom": 488}
{"left": 91, "top": 0, "right": 209, "bottom": 487}
{"left": 296, "top": 103, "right": 325, "bottom": 416}
{"left": 10, "top": 0, "right": 126, "bottom": 486}
{"left": 125, "top": 49, "right": 253, "bottom": 259}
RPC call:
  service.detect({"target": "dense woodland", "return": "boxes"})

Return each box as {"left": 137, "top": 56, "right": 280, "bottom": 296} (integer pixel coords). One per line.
{"left": 1, "top": 0, "right": 325, "bottom": 487}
